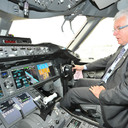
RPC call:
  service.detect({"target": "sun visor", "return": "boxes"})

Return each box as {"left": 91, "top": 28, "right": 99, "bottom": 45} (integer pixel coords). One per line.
{"left": 117, "top": 0, "right": 128, "bottom": 10}
{"left": 92, "top": 0, "right": 119, "bottom": 9}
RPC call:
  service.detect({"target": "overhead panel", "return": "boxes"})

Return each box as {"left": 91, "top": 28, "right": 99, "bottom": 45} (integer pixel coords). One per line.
{"left": 8, "top": 0, "right": 84, "bottom": 12}
{"left": 92, "top": 0, "right": 119, "bottom": 9}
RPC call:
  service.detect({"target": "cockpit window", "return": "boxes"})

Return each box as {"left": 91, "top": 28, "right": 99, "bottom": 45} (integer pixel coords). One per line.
{"left": 75, "top": 18, "right": 119, "bottom": 62}
{"left": 9, "top": 16, "right": 87, "bottom": 47}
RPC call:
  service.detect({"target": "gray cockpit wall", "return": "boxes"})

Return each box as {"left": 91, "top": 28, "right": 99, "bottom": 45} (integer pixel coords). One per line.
{"left": 0, "top": 0, "right": 124, "bottom": 49}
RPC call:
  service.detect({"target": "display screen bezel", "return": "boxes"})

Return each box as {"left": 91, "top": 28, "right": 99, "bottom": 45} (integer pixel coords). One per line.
{"left": 11, "top": 65, "right": 39, "bottom": 89}
{"left": 36, "top": 61, "right": 56, "bottom": 81}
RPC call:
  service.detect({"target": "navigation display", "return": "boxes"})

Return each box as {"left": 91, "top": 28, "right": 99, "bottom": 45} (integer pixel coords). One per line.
{"left": 12, "top": 66, "right": 39, "bottom": 89}
{"left": 0, "top": 85, "right": 4, "bottom": 98}
{"left": 37, "top": 62, "right": 55, "bottom": 81}
{"left": 0, "top": 99, "right": 21, "bottom": 124}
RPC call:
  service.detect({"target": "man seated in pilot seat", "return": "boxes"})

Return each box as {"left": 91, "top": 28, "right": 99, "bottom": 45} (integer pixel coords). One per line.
{"left": 60, "top": 8, "right": 128, "bottom": 128}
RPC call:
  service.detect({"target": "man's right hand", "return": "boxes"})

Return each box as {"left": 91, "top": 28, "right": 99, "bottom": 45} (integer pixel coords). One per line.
{"left": 72, "top": 65, "right": 84, "bottom": 71}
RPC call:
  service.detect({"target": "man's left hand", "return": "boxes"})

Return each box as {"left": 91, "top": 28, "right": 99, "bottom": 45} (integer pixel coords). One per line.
{"left": 89, "top": 86, "right": 105, "bottom": 99}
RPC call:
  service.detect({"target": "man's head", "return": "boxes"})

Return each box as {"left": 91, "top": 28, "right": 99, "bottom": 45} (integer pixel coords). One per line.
{"left": 113, "top": 8, "right": 128, "bottom": 45}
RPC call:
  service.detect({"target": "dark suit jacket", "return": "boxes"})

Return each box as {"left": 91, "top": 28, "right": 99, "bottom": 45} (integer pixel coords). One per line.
{"left": 86, "top": 46, "right": 128, "bottom": 128}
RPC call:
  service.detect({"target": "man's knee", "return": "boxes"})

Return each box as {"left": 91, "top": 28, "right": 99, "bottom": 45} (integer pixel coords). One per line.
{"left": 60, "top": 88, "right": 77, "bottom": 105}
{"left": 62, "top": 88, "right": 76, "bottom": 100}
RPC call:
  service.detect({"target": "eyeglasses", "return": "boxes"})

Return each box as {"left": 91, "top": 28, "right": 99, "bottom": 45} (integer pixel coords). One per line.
{"left": 113, "top": 25, "right": 128, "bottom": 32}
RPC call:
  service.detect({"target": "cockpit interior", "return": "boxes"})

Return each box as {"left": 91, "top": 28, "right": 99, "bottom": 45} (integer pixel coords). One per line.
{"left": 0, "top": 0, "right": 128, "bottom": 128}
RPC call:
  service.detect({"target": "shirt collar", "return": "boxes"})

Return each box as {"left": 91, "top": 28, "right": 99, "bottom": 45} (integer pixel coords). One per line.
{"left": 123, "top": 43, "right": 128, "bottom": 51}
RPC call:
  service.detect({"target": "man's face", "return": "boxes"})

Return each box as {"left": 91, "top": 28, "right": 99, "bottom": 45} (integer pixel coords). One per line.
{"left": 113, "top": 16, "right": 128, "bottom": 46}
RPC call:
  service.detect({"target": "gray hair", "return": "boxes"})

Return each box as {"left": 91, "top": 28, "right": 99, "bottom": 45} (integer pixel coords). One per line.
{"left": 114, "top": 8, "right": 128, "bottom": 22}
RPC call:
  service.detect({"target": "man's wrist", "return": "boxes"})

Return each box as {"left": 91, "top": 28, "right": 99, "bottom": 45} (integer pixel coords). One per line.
{"left": 84, "top": 64, "right": 87, "bottom": 70}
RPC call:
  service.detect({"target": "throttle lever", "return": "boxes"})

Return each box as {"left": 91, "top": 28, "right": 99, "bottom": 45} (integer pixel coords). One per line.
{"left": 71, "top": 61, "right": 76, "bottom": 75}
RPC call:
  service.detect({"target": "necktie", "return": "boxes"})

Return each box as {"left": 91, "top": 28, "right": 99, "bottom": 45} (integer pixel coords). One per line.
{"left": 115, "top": 47, "right": 125, "bottom": 61}
{"left": 102, "top": 47, "right": 126, "bottom": 83}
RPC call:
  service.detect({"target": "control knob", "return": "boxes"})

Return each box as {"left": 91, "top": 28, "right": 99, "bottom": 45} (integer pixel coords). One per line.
{"left": 55, "top": 120, "right": 59, "bottom": 124}
{"left": 50, "top": 125, "right": 54, "bottom": 128}
{"left": 4, "top": 80, "right": 13, "bottom": 89}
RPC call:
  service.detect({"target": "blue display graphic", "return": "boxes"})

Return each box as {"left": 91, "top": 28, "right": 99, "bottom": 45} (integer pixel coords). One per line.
{"left": 1, "top": 71, "right": 8, "bottom": 78}
{"left": 37, "top": 63, "right": 55, "bottom": 80}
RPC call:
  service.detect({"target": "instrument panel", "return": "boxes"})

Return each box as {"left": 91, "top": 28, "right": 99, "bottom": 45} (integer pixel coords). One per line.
{"left": 0, "top": 92, "right": 36, "bottom": 125}
{"left": 0, "top": 61, "right": 57, "bottom": 99}
{"left": 0, "top": 45, "right": 50, "bottom": 59}
{"left": 0, "top": 60, "right": 60, "bottom": 128}
{"left": 9, "top": 0, "right": 84, "bottom": 12}
{"left": 0, "top": 37, "right": 101, "bottom": 128}
{"left": 0, "top": 98, "right": 22, "bottom": 125}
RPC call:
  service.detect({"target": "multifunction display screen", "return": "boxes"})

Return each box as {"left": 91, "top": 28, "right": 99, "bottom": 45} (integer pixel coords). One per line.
{"left": 0, "top": 92, "right": 36, "bottom": 125}
{"left": 0, "top": 99, "right": 21, "bottom": 124}
{"left": 12, "top": 66, "right": 39, "bottom": 89}
{"left": 0, "top": 85, "right": 4, "bottom": 98}
{"left": 37, "top": 62, "right": 55, "bottom": 81}
{"left": 13, "top": 92, "right": 36, "bottom": 116}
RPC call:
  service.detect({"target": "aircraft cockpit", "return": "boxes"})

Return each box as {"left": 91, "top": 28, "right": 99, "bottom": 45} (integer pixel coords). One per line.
{"left": 0, "top": 0, "right": 128, "bottom": 128}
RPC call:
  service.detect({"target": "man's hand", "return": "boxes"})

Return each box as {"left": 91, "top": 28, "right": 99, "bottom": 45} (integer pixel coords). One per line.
{"left": 89, "top": 86, "right": 105, "bottom": 99}
{"left": 72, "top": 65, "right": 84, "bottom": 70}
